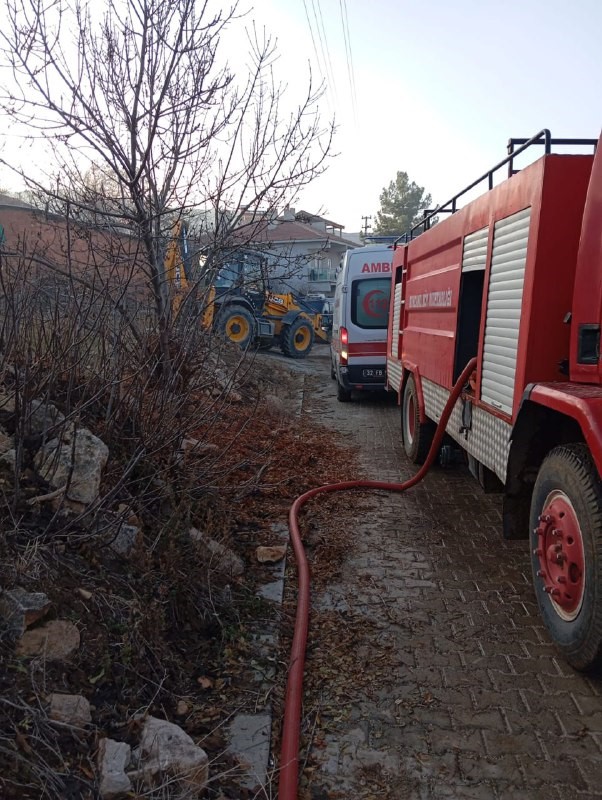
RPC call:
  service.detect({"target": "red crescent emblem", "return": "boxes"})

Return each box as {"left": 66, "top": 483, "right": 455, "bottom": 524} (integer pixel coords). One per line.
{"left": 362, "top": 289, "right": 387, "bottom": 318}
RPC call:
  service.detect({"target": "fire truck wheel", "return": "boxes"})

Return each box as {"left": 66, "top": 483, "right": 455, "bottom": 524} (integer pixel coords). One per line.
{"left": 401, "top": 374, "right": 435, "bottom": 464}
{"left": 529, "top": 443, "right": 602, "bottom": 672}
{"left": 217, "top": 305, "right": 256, "bottom": 349}
{"left": 280, "top": 317, "right": 314, "bottom": 359}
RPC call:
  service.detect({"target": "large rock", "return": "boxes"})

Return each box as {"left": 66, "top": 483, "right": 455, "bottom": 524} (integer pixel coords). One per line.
{"left": 0, "top": 393, "right": 64, "bottom": 434}
{"left": 17, "top": 619, "right": 80, "bottom": 661}
{"left": 49, "top": 693, "right": 91, "bottom": 727}
{"left": 35, "top": 425, "right": 109, "bottom": 505}
{"left": 97, "top": 738, "right": 132, "bottom": 799}
{"left": 0, "top": 587, "right": 51, "bottom": 636}
{"left": 190, "top": 528, "right": 244, "bottom": 577}
{"left": 131, "top": 716, "right": 208, "bottom": 796}
{"left": 28, "top": 400, "right": 65, "bottom": 436}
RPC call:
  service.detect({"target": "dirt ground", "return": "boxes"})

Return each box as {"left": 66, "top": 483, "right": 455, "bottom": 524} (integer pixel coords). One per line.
{"left": 274, "top": 344, "right": 602, "bottom": 800}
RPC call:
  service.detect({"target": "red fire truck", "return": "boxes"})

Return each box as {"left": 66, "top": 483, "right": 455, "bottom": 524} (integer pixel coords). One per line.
{"left": 386, "top": 130, "right": 602, "bottom": 671}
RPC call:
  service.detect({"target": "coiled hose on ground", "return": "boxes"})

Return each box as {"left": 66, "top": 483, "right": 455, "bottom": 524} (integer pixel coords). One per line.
{"left": 278, "top": 357, "right": 477, "bottom": 799}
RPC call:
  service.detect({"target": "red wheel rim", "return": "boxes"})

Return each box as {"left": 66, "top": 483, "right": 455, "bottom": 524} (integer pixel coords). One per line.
{"left": 534, "top": 490, "right": 586, "bottom": 621}
{"left": 407, "top": 394, "right": 415, "bottom": 441}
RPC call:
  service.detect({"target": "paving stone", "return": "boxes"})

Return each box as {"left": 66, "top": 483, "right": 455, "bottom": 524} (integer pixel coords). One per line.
{"left": 228, "top": 713, "right": 271, "bottom": 790}
{"left": 430, "top": 728, "right": 485, "bottom": 756}
{"left": 292, "top": 353, "right": 602, "bottom": 799}
{"left": 255, "top": 579, "right": 284, "bottom": 603}
{"left": 458, "top": 754, "right": 521, "bottom": 783}
{"left": 575, "top": 754, "right": 602, "bottom": 790}
{"left": 515, "top": 752, "right": 587, "bottom": 790}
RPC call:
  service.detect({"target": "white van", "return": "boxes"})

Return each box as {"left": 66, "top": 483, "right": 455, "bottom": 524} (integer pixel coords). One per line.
{"left": 330, "top": 245, "right": 392, "bottom": 402}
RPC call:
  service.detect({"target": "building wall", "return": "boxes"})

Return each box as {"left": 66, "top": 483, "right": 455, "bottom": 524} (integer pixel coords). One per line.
{"left": 0, "top": 204, "right": 151, "bottom": 303}
{"left": 265, "top": 239, "right": 351, "bottom": 297}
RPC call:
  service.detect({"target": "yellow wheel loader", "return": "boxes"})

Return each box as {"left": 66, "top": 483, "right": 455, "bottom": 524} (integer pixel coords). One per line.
{"left": 167, "top": 225, "right": 330, "bottom": 358}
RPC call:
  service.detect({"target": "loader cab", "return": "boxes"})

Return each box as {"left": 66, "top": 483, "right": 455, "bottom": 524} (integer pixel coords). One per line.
{"left": 213, "top": 251, "right": 265, "bottom": 293}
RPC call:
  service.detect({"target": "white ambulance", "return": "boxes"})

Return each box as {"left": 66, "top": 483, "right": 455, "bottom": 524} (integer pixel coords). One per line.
{"left": 330, "top": 245, "right": 392, "bottom": 402}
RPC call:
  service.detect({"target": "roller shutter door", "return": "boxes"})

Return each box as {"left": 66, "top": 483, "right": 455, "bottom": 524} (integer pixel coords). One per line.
{"left": 462, "top": 226, "right": 489, "bottom": 272}
{"left": 480, "top": 207, "right": 531, "bottom": 415}
{"left": 391, "top": 283, "right": 402, "bottom": 358}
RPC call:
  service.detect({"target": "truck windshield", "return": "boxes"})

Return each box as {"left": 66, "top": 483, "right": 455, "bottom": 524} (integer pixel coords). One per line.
{"left": 351, "top": 278, "right": 391, "bottom": 329}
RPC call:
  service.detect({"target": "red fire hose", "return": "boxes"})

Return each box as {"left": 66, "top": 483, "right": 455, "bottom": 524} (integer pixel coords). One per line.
{"left": 278, "top": 357, "right": 477, "bottom": 799}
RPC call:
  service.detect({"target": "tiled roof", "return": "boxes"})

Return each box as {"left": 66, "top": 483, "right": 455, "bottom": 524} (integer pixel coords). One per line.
{"left": 248, "top": 219, "right": 357, "bottom": 248}
{"left": 0, "top": 193, "right": 35, "bottom": 209}
{"left": 295, "top": 210, "right": 342, "bottom": 228}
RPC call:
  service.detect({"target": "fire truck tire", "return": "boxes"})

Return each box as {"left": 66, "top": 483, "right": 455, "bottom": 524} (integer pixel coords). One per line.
{"left": 280, "top": 317, "right": 314, "bottom": 359}
{"left": 217, "top": 305, "right": 256, "bottom": 349}
{"left": 529, "top": 443, "right": 602, "bottom": 672}
{"left": 401, "top": 374, "right": 435, "bottom": 464}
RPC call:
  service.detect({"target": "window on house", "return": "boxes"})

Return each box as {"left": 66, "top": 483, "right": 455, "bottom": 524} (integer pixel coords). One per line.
{"left": 309, "top": 256, "right": 336, "bottom": 283}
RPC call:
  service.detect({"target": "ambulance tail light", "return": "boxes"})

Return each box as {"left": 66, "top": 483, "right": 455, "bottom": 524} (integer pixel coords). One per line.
{"left": 340, "top": 327, "right": 348, "bottom": 364}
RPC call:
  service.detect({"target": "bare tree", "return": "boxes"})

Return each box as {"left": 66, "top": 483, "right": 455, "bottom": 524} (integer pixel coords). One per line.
{"left": 0, "top": 0, "right": 334, "bottom": 371}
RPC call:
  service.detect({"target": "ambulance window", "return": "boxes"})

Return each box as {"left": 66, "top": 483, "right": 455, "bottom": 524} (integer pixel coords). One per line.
{"left": 351, "top": 278, "right": 391, "bottom": 329}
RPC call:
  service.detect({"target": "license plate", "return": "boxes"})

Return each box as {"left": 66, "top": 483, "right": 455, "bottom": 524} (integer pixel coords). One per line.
{"left": 362, "top": 368, "right": 384, "bottom": 378}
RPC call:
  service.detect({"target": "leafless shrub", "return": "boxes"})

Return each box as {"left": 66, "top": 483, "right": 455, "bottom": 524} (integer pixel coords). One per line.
{"left": 0, "top": 0, "right": 334, "bottom": 370}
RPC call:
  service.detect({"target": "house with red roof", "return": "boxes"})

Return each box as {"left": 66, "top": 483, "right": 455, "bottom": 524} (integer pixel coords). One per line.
{"left": 244, "top": 208, "right": 359, "bottom": 297}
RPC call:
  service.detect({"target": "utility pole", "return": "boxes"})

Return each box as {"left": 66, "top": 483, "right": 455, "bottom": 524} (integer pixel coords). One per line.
{"left": 361, "top": 215, "right": 372, "bottom": 237}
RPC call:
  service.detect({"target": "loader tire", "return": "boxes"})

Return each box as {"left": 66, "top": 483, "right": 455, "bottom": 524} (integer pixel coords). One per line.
{"left": 217, "top": 305, "right": 256, "bottom": 349}
{"left": 280, "top": 317, "right": 314, "bottom": 359}
{"left": 401, "top": 373, "right": 435, "bottom": 464}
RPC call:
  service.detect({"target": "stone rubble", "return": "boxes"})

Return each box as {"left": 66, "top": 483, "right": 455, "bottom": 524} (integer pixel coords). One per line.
{"left": 17, "top": 619, "right": 81, "bottom": 661}
{"left": 108, "top": 523, "right": 140, "bottom": 557}
{"left": 35, "top": 425, "right": 109, "bottom": 506}
{"left": 255, "top": 545, "right": 287, "bottom": 563}
{"left": 129, "top": 716, "right": 208, "bottom": 796}
{"left": 190, "top": 527, "right": 245, "bottom": 577}
{"left": 49, "top": 693, "right": 92, "bottom": 727}
{"left": 97, "top": 738, "right": 132, "bottom": 799}
{"left": 0, "top": 587, "right": 51, "bottom": 636}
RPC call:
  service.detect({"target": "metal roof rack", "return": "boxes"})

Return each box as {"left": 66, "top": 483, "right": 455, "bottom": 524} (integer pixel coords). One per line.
{"left": 394, "top": 130, "right": 598, "bottom": 247}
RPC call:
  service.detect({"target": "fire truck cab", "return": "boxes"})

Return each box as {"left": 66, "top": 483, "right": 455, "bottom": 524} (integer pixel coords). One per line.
{"left": 387, "top": 130, "right": 602, "bottom": 671}
{"left": 331, "top": 245, "right": 392, "bottom": 402}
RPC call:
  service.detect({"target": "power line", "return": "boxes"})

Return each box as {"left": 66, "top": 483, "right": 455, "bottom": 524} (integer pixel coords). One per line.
{"left": 313, "top": 0, "right": 338, "bottom": 100}
{"left": 301, "top": 0, "right": 327, "bottom": 91}
{"left": 339, "top": 0, "right": 358, "bottom": 121}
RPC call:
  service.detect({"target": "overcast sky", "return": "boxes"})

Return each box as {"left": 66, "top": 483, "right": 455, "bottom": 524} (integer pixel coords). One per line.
{"left": 250, "top": 0, "right": 602, "bottom": 232}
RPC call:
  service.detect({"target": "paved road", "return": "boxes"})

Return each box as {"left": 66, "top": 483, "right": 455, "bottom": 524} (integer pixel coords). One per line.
{"left": 293, "top": 346, "right": 602, "bottom": 799}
